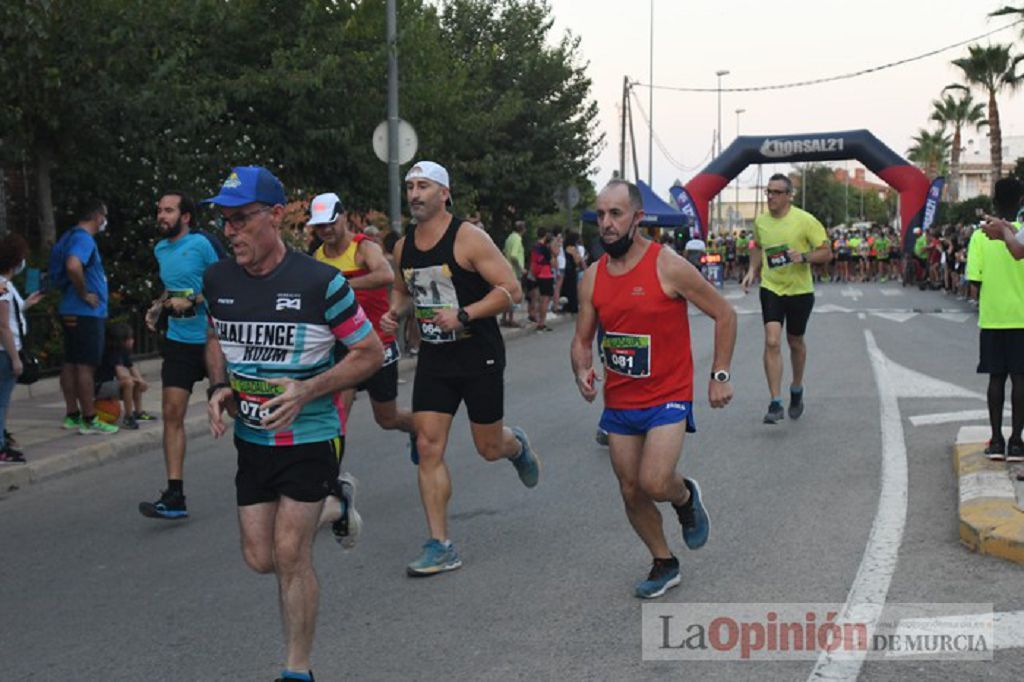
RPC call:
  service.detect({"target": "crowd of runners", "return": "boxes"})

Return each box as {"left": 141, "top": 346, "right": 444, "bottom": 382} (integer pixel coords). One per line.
{"left": 4, "top": 160, "right": 1023, "bottom": 682}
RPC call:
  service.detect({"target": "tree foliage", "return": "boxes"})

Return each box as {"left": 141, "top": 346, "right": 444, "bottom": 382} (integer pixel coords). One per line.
{"left": 0, "top": 0, "right": 602, "bottom": 304}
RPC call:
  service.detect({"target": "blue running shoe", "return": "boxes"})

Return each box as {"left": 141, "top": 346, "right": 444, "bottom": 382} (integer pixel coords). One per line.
{"left": 510, "top": 426, "right": 540, "bottom": 488}
{"left": 635, "top": 556, "right": 681, "bottom": 599}
{"left": 673, "top": 478, "right": 709, "bottom": 549}
{"left": 407, "top": 539, "right": 462, "bottom": 577}
{"left": 139, "top": 489, "right": 188, "bottom": 520}
{"left": 409, "top": 432, "right": 420, "bottom": 465}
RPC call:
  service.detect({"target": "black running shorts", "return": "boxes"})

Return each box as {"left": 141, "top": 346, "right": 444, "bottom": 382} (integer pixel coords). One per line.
{"left": 357, "top": 358, "right": 399, "bottom": 403}
{"left": 412, "top": 368, "right": 503, "bottom": 424}
{"left": 759, "top": 288, "right": 815, "bottom": 337}
{"left": 977, "top": 328, "right": 1024, "bottom": 375}
{"left": 234, "top": 436, "right": 343, "bottom": 506}
{"left": 536, "top": 277, "right": 555, "bottom": 297}
{"left": 61, "top": 315, "right": 105, "bottom": 366}
{"left": 160, "top": 338, "right": 207, "bottom": 391}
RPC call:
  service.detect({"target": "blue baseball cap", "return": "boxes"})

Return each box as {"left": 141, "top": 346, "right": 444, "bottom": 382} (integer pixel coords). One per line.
{"left": 204, "top": 166, "right": 286, "bottom": 207}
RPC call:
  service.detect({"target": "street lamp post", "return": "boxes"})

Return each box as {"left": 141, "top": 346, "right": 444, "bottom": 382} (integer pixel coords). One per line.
{"left": 734, "top": 108, "right": 745, "bottom": 231}
{"left": 648, "top": 0, "right": 654, "bottom": 185}
{"left": 714, "top": 69, "right": 729, "bottom": 235}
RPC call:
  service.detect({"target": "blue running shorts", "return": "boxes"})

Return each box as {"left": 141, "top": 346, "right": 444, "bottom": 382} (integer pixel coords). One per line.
{"left": 599, "top": 401, "right": 697, "bottom": 436}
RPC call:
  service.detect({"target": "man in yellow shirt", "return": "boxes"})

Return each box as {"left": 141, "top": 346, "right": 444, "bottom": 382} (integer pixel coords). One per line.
{"left": 968, "top": 178, "right": 1024, "bottom": 460}
{"left": 741, "top": 174, "right": 831, "bottom": 424}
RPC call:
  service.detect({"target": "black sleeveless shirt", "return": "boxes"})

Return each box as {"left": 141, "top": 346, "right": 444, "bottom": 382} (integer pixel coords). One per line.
{"left": 400, "top": 215, "right": 505, "bottom": 376}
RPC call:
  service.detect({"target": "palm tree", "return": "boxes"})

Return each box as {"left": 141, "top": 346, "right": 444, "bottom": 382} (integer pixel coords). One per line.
{"left": 907, "top": 128, "right": 952, "bottom": 179}
{"left": 950, "top": 44, "right": 1024, "bottom": 193}
{"left": 931, "top": 89, "right": 987, "bottom": 201}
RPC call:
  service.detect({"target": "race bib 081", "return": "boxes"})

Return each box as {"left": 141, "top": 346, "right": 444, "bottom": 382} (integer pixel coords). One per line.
{"left": 765, "top": 244, "right": 792, "bottom": 269}
{"left": 601, "top": 332, "right": 652, "bottom": 378}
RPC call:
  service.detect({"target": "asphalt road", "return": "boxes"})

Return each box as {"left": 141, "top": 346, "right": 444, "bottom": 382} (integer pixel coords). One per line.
{"left": 2, "top": 280, "right": 1021, "bottom": 681}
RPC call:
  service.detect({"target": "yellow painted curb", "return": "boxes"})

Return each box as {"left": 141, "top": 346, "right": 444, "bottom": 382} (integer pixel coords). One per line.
{"left": 954, "top": 441, "right": 1024, "bottom": 566}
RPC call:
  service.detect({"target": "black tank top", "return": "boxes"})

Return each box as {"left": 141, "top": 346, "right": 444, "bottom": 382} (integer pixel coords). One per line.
{"left": 401, "top": 215, "right": 505, "bottom": 376}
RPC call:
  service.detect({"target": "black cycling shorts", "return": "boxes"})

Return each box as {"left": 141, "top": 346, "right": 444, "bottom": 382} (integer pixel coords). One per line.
{"left": 759, "top": 288, "right": 815, "bottom": 337}
{"left": 412, "top": 368, "right": 504, "bottom": 424}
{"left": 160, "top": 338, "right": 207, "bottom": 391}
{"left": 235, "top": 436, "right": 343, "bottom": 506}
{"left": 61, "top": 315, "right": 105, "bottom": 366}
{"left": 977, "top": 329, "right": 1024, "bottom": 375}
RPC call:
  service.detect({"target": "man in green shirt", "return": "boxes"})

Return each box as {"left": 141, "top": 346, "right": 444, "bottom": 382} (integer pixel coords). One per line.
{"left": 741, "top": 174, "right": 832, "bottom": 424}
{"left": 502, "top": 220, "right": 526, "bottom": 327}
{"left": 967, "top": 178, "right": 1024, "bottom": 460}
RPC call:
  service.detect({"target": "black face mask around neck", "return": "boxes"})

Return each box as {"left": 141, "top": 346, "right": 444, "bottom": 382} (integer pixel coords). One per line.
{"left": 602, "top": 225, "right": 635, "bottom": 259}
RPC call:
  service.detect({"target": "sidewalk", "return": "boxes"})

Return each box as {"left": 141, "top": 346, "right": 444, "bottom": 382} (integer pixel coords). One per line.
{"left": 954, "top": 425, "right": 1024, "bottom": 566}
{"left": 0, "top": 309, "right": 569, "bottom": 494}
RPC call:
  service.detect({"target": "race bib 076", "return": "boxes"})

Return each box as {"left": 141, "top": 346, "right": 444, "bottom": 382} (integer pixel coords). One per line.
{"left": 229, "top": 371, "right": 285, "bottom": 431}
{"left": 601, "top": 332, "right": 652, "bottom": 378}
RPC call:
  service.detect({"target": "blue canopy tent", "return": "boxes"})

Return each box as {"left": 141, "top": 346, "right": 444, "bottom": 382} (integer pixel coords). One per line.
{"left": 581, "top": 180, "right": 686, "bottom": 227}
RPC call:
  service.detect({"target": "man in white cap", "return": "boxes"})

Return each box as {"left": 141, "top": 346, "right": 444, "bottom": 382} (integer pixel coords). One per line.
{"left": 308, "top": 192, "right": 418, "bottom": 543}
{"left": 381, "top": 160, "right": 541, "bottom": 576}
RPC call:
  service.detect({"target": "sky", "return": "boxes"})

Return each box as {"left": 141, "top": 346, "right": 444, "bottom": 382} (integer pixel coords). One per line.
{"left": 546, "top": 0, "right": 1024, "bottom": 194}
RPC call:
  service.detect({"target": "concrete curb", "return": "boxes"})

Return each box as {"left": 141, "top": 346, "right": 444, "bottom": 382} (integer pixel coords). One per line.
{"left": 955, "top": 426, "right": 1024, "bottom": 565}
{"left": 0, "top": 316, "right": 566, "bottom": 493}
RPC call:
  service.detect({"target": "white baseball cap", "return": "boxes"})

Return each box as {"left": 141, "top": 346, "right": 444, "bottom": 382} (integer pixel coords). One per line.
{"left": 307, "top": 192, "right": 343, "bottom": 226}
{"left": 405, "top": 161, "right": 449, "bottom": 188}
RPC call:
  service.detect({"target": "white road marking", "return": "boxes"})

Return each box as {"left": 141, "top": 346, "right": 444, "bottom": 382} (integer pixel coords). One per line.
{"left": 858, "top": 313, "right": 866, "bottom": 320}
{"left": 960, "top": 471, "right": 1016, "bottom": 503}
{"left": 909, "top": 409, "right": 1004, "bottom": 426}
{"left": 957, "top": 425, "right": 1012, "bottom": 445}
{"left": 933, "top": 312, "right": 971, "bottom": 324}
{"left": 870, "top": 312, "right": 918, "bottom": 323}
{"left": 841, "top": 287, "right": 863, "bottom": 301}
{"left": 880, "top": 289, "right": 903, "bottom": 297}
{"left": 808, "top": 330, "right": 908, "bottom": 681}
{"left": 816, "top": 303, "right": 855, "bottom": 313}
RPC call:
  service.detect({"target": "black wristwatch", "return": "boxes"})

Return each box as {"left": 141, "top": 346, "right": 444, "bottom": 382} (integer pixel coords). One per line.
{"left": 711, "top": 369, "right": 731, "bottom": 383}
{"left": 457, "top": 308, "right": 471, "bottom": 326}
{"left": 207, "top": 382, "right": 230, "bottom": 400}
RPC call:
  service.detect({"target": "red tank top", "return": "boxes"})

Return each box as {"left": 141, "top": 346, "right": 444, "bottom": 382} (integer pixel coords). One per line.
{"left": 316, "top": 234, "right": 394, "bottom": 344}
{"left": 592, "top": 242, "right": 694, "bottom": 409}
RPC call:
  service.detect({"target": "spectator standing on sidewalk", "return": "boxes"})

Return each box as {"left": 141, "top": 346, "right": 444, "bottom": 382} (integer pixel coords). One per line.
{"left": 970, "top": 178, "right": 1024, "bottom": 461}
{"left": 49, "top": 198, "right": 118, "bottom": 435}
{"left": 502, "top": 221, "right": 526, "bottom": 327}
{"left": 529, "top": 228, "right": 556, "bottom": 331}
{"left": 0, "top": 234, "right": 44, "bottom": 462}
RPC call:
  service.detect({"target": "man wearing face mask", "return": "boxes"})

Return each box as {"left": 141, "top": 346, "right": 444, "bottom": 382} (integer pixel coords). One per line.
{"left": 137, "top": 191, "right": 221, "bottom": 520}
{"left": 571, "top": 179, "right": 736, "bottom": 598}
{"left": 49, "top": 198, "right": 117, "bottom": 435}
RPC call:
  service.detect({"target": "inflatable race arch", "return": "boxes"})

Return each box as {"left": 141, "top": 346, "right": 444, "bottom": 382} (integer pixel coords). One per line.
{"left": 673, "top": 130, "right": 932, "bottom": 252}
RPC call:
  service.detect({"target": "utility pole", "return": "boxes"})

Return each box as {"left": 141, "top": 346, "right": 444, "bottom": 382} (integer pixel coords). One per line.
{"left": 648, "top": 0, "right": 654, "bottom": 185}
{"left": 734, "top": 108, "right": 745, "bottom": 231}
{"left": 386, "top": 0, "right": 401, "bottom": 233}
{"left": 714, "top": 69, "right": 729, "bottom": 235}
{"left": 620, "top": 76, "right": 628, "bottom": 179}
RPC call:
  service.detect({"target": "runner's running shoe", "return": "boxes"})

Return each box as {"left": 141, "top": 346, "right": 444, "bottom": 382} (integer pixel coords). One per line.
{"left": 407, "top": 539, "right": 462, "bottom": 576}
{"left": 985, "top": 438, "right": 1007, "bottom": 462}
{"left": 788, "top": 388, "right": 804, "bottom": 420}
{"left": 139, "top": 489, "right": 188, "bottom": 519}
{"left": 133, "top": 411, "right": 158, "bottom": 421}
{"left": 763, "top": 401, "right": 784, "bottom": 425}
{"left": 635, "top": 556, "right": 681, "bottom": 599}
{"left": 595, "top": 428, "right": 609, "bottom": 446}
{"left": 1007, "top": 440, "right": 1024, "bottom": 463}
{"left": 122, "top": 415, "right": 140, "bottom": 430}
{"left": 673, "top": 478, "right": 710, "bottom": 550}
{"left": 510, "top": 426, "right": 540, "bottom": 487}
{"left": 330, "top": 474, "right": 362, "bottom": 549}
{"left": 80, "top": 418, "right": 119, "bottom": 435}
{"left": 0, "top": 447, "right": 26, "bottom": 463}
{"left": 62, "top": 415, "right": 82, "bottom": 430}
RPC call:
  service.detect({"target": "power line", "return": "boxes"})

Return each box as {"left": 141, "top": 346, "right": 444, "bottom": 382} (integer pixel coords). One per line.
{"left": 629, "top": 89, "right": 713, "bottom": 172}
{"left": 634, "top": 21, "right": 1022, "bottom": 94}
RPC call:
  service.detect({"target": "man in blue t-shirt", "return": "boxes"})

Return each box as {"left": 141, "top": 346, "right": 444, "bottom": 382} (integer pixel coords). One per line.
{"left": 138, "top": 191, "right": 221, "bottom": 520}
{"left": 53, "top": 198, "right": 117, "bottom": 435}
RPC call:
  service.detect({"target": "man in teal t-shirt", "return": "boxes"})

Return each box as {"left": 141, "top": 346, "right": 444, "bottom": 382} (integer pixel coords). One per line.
{"left": 138, "top": 191, "right": 221, "bottom": 520}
